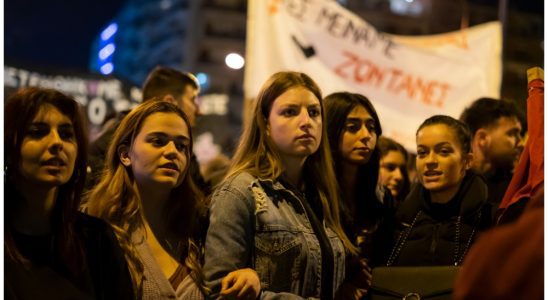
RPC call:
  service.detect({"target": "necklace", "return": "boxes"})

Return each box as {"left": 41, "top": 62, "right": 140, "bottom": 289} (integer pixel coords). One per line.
{"left": 387, "top": 210, "right": 480, "bottom": 266}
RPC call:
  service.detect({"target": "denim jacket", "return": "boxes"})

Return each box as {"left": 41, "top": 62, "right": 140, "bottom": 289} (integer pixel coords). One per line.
{"left": 204, "top": 172, "right": 346, "bottom": 299}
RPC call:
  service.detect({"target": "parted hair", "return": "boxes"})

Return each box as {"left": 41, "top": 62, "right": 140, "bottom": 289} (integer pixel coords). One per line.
{"left": 226, "top": 71, "right": 358, "bottom": 255}
{"left": 418, "top": 115, "right": 472, "bottom": 154}
{"left": 324, "top": 92, "right": 384, "bottom": 231}
{"left": 4, "top": 87, "right": 88, "bottom": 275}
{"left": 85, "top": 99, "right": 208, "bottom": 296}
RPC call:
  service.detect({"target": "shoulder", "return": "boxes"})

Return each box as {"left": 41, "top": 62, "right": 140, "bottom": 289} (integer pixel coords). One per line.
{"left": 209, "top": 172, "right": 258, "bottom": 212}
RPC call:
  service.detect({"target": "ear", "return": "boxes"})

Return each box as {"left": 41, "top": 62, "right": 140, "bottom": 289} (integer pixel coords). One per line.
{"left": 118, "top": 144, "right": 132, "bottom": 167}
{"left": 463, "top": 152, "right": 474, "bottom": 170}
{"left": 474, "top": 129, "right": 490, "bottom": 150}
{"left": 163, "top": 94, "right": 176, "bottom": 105}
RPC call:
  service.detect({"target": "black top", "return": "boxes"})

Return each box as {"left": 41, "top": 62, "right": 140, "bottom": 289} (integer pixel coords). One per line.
{"left": 280, "top": 177, "right": 334, "bottom": 300}
{"left": 5, "top": 212, "right": 134, "bottom": 300}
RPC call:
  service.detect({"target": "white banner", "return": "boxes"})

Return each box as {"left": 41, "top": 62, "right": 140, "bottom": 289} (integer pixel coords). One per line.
{"left": 244, "top": 0, "right": 502, "bottom": 151}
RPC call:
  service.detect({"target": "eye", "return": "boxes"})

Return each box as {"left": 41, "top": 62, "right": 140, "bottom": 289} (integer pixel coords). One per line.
{"left": 58, "top": 128, "right": 75, "bottom": 141}
{"left": 308, "top": 107, "right": 321, "bottom": 118}
{"left": 416, "top": 149, "right": 427, "bottom": 157}
{"left": 439, "top": 147, "right": 452, "bottom": 156}
{"left": 366, "top": 122, "right": 376, "bottom": 132}
{"left": 382, "top": 163, "right": 397, "bottom": 171}
{"left": 175, "top": 142, "right": 188, "bottom": 152}
{"left": 149, "top": 136, "right": 168, "bottom": 147}
{"left": 26, "top": 126, "right": 49, "bottom": 139}
{"left": 281, "top": 108, "right": 298, "bottom": 117}
{"left": 345, "top": 123, "right": 360, "bottom": 133}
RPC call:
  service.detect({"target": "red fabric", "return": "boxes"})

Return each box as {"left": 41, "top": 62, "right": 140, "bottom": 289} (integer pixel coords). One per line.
{"left": 497, "top": 77, "right": 544, "bottom": 221}
{"left": 453, "top": 186, "right": 544, "bottom": 300}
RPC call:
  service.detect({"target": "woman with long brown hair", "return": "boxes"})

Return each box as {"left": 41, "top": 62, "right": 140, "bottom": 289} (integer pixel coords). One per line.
{"left": 204, "top": 72, "right": 368, "bottom": 299}
{"left": 4, "top": 87, "right": 133, "bottom": 299}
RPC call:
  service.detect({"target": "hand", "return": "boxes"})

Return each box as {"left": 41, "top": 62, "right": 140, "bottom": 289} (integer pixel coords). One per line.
{"left": 352, "top": 259, "right": 372, "bottom": 290}
{"left": 335, "top": 282, "right": 367, "bottom": 300}
{"left": 220, "top": 268, "right": 261, "bottom": 300}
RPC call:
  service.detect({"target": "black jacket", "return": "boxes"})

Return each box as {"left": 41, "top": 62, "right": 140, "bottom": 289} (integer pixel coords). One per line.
{"left": 5, "top": 212, "right": 134, "bottom": 300}
{"left": 388, "top": 172, "right": 493, "bottom": 266}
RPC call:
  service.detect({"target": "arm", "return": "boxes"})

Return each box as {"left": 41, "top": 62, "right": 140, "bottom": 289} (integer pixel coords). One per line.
{"left": 204, "top": 186, "right": 255, "bottom": 299}
{"left": 204, "top": 182, "right": 317, "bottom": 300}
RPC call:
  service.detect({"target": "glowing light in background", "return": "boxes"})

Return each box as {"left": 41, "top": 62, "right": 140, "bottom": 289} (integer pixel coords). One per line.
{"left": 98, "top": 43, "right": 116, "bottom": 60}
{"left": 100, "top": 23, "right": 118, "bottom": 41}
{"left": 100, "top": 63, "right": 114, "bottom": 75}
{"left": 196, "top": 72, "right": 209, "bottom": 86}
{"left": 225, "top": 53, "right": 245, "bottom": 70}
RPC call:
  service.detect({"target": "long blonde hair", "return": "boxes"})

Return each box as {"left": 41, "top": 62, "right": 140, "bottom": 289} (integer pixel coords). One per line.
{"left": 85, "top": 100, "right": 209, "bottom": 296}
{"left": 227, "top": 71, "right": 358, "bottom": 255}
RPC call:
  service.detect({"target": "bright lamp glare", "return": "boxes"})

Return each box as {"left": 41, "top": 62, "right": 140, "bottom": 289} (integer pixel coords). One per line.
{"left": 225, "top": 53, "right": 245, "bottom": 70}
{"left": 196, "top": 72, "right": 208, "bottom": 86}
{"left": 98, "top": 43, "right": 116, "bottom": 60}
{"left": 100, "top": 63, "right": 114, "bottom": 75}
{"left": 101, "top": 23, "right": 118, "bottom": 41}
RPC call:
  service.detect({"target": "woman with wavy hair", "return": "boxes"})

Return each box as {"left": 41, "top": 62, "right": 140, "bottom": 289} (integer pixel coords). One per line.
{"left": 4, "top": 87, "right": 133, "bottom": 299}
{"left": 204, "top": 71, "right": 369, "bottom": 299}
{"left": 86, "top": 99, "right": 216, "bottom": 299}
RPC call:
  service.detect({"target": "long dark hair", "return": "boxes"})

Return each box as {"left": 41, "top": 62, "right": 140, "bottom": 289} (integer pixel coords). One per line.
{"left": 4, "top": 87, "right": 89, "bottom": 275}
{"left": 324, "top": 92, "right": 383, "bottom": 230}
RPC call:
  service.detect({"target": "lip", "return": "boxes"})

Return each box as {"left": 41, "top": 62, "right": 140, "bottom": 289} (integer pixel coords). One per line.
{"left": 41, "top": 157, "right": 66, "bottom": 167}
{"left": 424, "top": 170, "right": 443, "bottom": 177}
{"left": 354, "top": 147, "right": 371, "bottom": 152}
{"left": 159, "top": 162, "right": 179, "bottom": 172}
{"left": 296, "top": 134, "right": 315, "bottom": 141}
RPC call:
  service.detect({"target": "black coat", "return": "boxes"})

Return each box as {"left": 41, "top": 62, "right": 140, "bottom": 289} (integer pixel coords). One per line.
{"left": 5, "top": 212, "right": 135, "bottom": 300}
{"left": 387, "top": 172, "right": 493, "bottom": 266}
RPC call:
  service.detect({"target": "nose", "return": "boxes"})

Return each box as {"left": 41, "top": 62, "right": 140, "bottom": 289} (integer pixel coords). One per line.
{"left": 164, "top": 141, "right": 179, "bottom": 159}
{"left": 358, "top": 125, "right": 372, "bottom": 141}
{"left": 423, "top": 151, "right": 438, "bottom": 167}
{"left": 393, "top": 167, "right": 403, "bottom": 182}
{"left": 298, "top": 109, "right": 312, "bottom": 129}
{"left": 48, "top": 130, "right": 63, "bottom": 153}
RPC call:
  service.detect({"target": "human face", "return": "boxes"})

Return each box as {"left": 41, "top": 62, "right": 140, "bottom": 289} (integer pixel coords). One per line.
{"left": 267, "top": 87, "right": 322, "bottom": 161}
{"left": 340, "top": 105, "right": 377, "bottom": 165}
{"left": 179, "top": 85, "right": 199, "bottom": 127}
{"left": 18, "top": 104, "right": 78, "bottom": 188}
{"left": 416, "top": 124, "right": 471, "bottom": 202}
{"left": 485, "top": 116, "right": 522, "bottom": 170}
{"left": 125, "top": 112, "right": 190, "bottom": 190}
{"left": 379, "top": 150, "right": 406, "bottom": 198}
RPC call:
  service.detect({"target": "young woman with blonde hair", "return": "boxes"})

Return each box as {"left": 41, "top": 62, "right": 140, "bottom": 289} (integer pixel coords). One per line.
{"left": 204, "top": 71, "right": 369, "bottom": 299}
{"left": 85, "top": 100, "right": 211, "bottom": 299}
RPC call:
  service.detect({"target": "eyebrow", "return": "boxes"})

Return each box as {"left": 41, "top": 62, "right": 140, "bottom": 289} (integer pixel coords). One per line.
{"left": 30, "top": 122, "right": 74, "bottom": 127}
{"left": 146, "top": 131, "right": 190, "bottom": 141}
{"left": 417, "top": 142, "right": 453, "bottom": 148}
{"left": 346, "top": 117, "right": 374, "bottom": 122}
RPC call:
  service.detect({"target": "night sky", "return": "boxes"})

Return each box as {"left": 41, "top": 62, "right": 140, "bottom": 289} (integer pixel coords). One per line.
{"left": 4, "top": 0, "right": 543, "bottom": 72}
{"left": 5, "top": 0, "right": 125, "bottom": 72}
